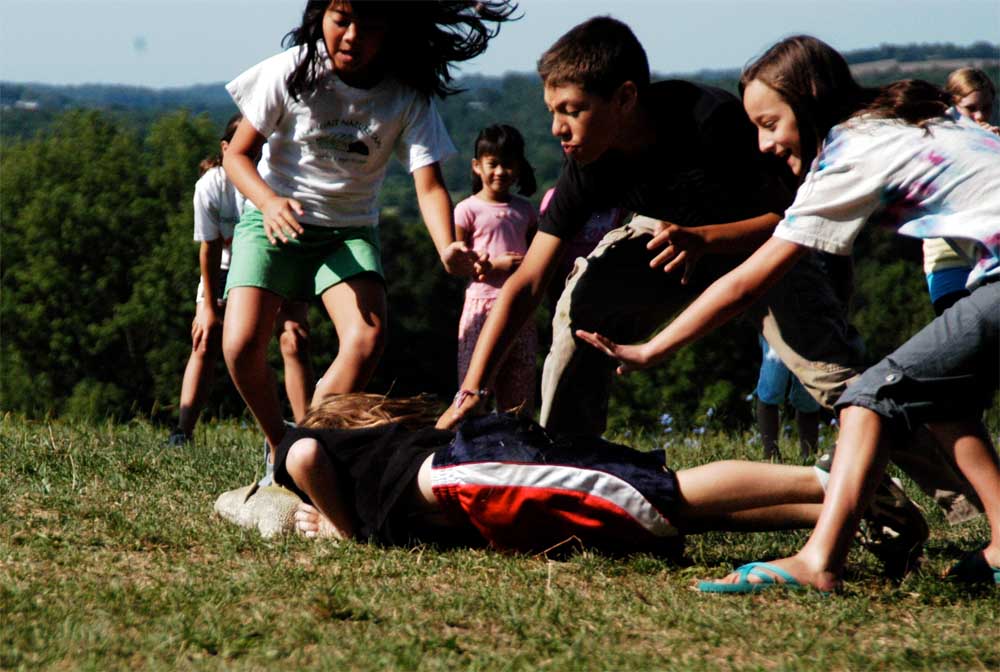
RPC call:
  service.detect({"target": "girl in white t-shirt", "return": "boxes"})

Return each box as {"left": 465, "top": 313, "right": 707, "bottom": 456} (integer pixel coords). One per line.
{"left": 222, "top": 1, "right": 514, "bottom": 481}
{"left": 454, "top": 124, "right": 538, "bottom": 413}
{"left": 579, "top": 36, "right": 1000, "bottom": 592}
{"left": 169, "top": 114, "right": 315, "bottom": 446}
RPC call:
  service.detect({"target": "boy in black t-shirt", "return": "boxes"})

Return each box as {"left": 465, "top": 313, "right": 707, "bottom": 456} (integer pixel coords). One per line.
{"left": 437, "top": 17, "right": 863, "bottom": 435}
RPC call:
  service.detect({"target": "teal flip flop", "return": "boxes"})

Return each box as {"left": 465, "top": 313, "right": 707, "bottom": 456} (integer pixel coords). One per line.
{"left": 697, "top": 561, "right": 802, "bottom": 594}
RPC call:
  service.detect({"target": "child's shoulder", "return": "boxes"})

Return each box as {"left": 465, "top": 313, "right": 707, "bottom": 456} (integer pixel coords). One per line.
{"left": 195, "top": 166, "right": 227, "bottom": 193}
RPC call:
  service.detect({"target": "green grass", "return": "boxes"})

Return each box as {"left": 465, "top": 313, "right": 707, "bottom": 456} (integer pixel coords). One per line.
{"left": 2, "top": 415, "right": 997, "bottom": 671}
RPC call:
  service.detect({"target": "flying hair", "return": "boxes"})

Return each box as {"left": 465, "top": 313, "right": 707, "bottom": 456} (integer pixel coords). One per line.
{"left": 283, "top": 1, "right": 519, "bottom": 101}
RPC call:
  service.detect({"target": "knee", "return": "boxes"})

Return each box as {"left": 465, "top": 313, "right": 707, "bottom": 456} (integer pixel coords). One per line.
{"left": 223, "top": 325, "right": 269, "bottom": 369}
{"left": 284, "top": 438, "right": 323, "bottom": 482}
{"left": 339, "top": 322, "right": 385, "bottom": 361}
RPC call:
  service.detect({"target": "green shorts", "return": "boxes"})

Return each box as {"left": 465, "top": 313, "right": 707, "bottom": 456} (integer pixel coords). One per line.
{"left": 225, "top": 209, "right": 384, "bottom": 301}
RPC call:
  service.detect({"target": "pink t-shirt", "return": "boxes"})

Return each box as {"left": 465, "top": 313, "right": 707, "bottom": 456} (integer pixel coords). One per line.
{"left": 455, "top": 194, "right": 537, "bottom": 298}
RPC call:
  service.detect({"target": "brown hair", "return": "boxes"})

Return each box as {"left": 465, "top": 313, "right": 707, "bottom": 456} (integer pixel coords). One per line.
{"left": 740, "top": 36, "right": 950, "bottom": 176}
{"left": 300, "top": 393, "right": 443, "bottom": 431}
{"left": 945, "top": 67, "right": 997, "bottom": 102}
{"left": 199, "top": 113, "right": 243, "bottom": 176}
{"left": 536, "top": 16, "right": 649, "bottom": 98}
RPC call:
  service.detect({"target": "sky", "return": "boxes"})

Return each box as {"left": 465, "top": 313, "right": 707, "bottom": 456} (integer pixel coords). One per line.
{"left": 1, "top": 0, "right": 998, "bottom": 88}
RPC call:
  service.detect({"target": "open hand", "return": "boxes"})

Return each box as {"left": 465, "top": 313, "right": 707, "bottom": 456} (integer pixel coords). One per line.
{"left": 442, "top": 241, "right": 490, "bottom": 279}
{"left": 575, "top": 329, "right": 653, "bottom": 375}
{"left": 191, "top": 303, "right": 221, "bottom": 352}
{"left": 261, "top": 196, "right": 305, "bottom": 244}
{"left": 647, "top": 221, "right": 706, "bottom": 284}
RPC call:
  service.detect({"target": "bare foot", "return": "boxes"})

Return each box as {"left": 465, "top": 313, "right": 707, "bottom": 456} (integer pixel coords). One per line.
{"left": 294, "top": 503, "right": 346, "bottom": 540}
{"left": 699, "top": 554, "right": 841, "bottom": 592}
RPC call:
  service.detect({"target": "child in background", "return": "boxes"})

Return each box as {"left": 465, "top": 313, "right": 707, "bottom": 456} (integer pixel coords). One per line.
{"left": 921, "top": 68, "right": 997, "bottom": 314}
{"left": 169, "top": 114, "right": 314, "bottom": 445}
{"left": 221, "top": 1, "right": 514, "bottom": 483}
{"left": 755, "top": 336, "right": 819, "bottom": 462}
{"left": 275, "top": 393, "right": 827, "bottom": 552}
{"left": 455, "top": 125, "right": 538, "bottom": 413}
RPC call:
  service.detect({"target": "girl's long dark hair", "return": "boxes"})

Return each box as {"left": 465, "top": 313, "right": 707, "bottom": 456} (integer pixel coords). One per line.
{"left": 199, "top": 113, "right": 243, "bottom": 175}
{"left": 283, "top": 1, "right": 518, "bottom": 101}
{"left": 740, "top": 36, "right": 951, "bottom": 175}
{"left": 471, "top": 124, "right": 536, "bottom": 196}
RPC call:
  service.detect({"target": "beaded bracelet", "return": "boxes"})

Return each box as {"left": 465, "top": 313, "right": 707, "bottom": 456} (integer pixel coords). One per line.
{"left": 452, "top": 388, "right": 491, "bottom": 409}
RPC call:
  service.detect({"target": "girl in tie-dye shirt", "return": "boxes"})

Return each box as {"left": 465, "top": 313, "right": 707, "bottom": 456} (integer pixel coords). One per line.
{"left": 576, "top": 36, "right": 1000, "bottom": 592}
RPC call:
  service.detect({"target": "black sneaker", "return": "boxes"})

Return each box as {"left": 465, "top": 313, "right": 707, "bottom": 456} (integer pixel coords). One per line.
{"left": 166, "top": 428, "right": 192, "bottom": 447}
{"left": 816, "top": 452, "right": 929, "bottom": 580}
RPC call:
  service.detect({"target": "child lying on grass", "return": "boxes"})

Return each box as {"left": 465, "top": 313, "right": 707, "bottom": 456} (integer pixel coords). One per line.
{"left": 274, "top": 393, "right": 826, "bottom": 554}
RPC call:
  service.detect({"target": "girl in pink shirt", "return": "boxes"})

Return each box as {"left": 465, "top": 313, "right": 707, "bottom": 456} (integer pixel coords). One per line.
{"left": 455, "top": 125, "right": 538, "bottom": 412}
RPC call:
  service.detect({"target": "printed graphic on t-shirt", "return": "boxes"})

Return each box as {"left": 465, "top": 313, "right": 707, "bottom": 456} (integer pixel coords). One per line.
{"left": 304, "top": 118, "right": 385, "bottom": 165}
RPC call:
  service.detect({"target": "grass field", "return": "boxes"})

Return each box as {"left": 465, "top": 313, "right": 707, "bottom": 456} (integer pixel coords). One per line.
{"left": 2, "top": 415, "right": 997, "bottom": 671}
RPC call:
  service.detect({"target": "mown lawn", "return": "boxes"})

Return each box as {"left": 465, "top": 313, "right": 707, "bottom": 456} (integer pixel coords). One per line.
{"left": 2, "top": 415, "right": 997, "bottom": 671}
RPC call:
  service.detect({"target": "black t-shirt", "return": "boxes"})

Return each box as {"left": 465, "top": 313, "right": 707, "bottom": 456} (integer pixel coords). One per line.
{"left": 539, "top": 80, "right": 794, "bottom": 239}
{"left": 274, "top": 423, "right": 454, "bottom": 546}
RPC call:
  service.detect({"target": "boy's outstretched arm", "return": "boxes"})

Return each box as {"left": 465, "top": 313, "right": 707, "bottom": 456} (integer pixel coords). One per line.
{"left": 647, "top": 212, "right": 782, "bottom": 283}
{"left": 578, "top": 237, "right": 807, "bottom": 373}
{"left": 413, "top": 163, "right": 485, "bottom": 278}
{"left": 437, "top": 232, "right": 566, "bottom": 429}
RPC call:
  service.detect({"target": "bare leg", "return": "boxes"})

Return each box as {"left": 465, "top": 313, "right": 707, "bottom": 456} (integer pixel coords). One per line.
{"left": 312, "top": 274, "right": 387, "bottom": 404}
{"left": 929, "top": 421, "right": 1000, "bottom": 568}
{"left": 796, "top": 409, "right": 820, "bottom": 462}
{"left": 756, "top": 400, "right": 781, "bottom": 461}
{"left": 683, "top": 503, "right": 823, "bottom": 533}
{"left": 223, "top": 287, "right": 287, "bottom": 456}
{"left": 284, "top": 438, "right": 354, "bottom": 540}
{"left": 674, "top": 460, "right": 823, "bottom": 523}
{"left": 177, "top": 325, "right": 222, "bottom": 437}
{"left": 708, "top": 405, "right": 891, "bottom": 592}
{"left": 275, "top": 300, "right": 314, "bottom": 423}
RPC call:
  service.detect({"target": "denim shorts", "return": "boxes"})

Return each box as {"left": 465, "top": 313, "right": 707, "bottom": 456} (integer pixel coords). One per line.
{"left": 836, "top": 280, "right": 999, "bottom": 434}
{"left": 756, "top": 336, "right": 821, "bottom": 413}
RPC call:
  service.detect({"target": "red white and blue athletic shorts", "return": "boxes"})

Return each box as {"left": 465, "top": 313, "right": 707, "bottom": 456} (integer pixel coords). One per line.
{"left": 430, "top": 414, "right": 681, "bottom": 554}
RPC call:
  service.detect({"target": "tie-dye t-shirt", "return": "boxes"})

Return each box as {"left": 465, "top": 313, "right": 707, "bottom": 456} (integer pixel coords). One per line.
{"left": 774, "top": 110, "right": 1000, "bottom": 289}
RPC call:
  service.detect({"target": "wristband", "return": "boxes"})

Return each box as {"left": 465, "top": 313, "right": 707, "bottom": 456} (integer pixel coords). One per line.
{"left": 453, "top": 388, "right": 490, "bottom": 409}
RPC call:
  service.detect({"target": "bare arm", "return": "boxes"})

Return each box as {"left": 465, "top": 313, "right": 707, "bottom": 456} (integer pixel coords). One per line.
{"left": 437, "top": 231, "right": 566, "bottom": 428}
{"left": 222, "top": 118, "right": 304, "bottom": 244}
{"left": 578, "top": 237, "right": 808, "bottom": 373}
{"left": 192, "top": 239, "right": 224, "bottom": 352}
{"left": 648, "top": 212, "right": 782, "bottom": 283}
{"left": 413, "top": 163, "right": 484, "bottom": 277}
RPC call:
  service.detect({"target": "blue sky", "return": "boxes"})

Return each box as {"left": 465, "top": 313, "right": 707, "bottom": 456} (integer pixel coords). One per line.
{"left": 2, "top": 0, "right": 997, "bottom": 88}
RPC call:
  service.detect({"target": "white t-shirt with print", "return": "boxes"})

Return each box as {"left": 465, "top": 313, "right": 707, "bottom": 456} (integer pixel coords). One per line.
{"left": 193, "top": 165, "right": 245, "bottom": 271}
{"left": 226, "top": 42, "right": 456, "bottom": 229}
{"left": 774, "top": 111, "right": 1000, "bottom": 288}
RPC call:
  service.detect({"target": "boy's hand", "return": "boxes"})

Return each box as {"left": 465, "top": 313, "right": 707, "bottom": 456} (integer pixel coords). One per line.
{"left": 441, "top": 241, "right": 489, "bottom": 279}
{"left": 647, "top": 221, "right": 706, "bottom": 285}
{"left": 575, "top": 330, "right": 653, "bottom": 375}
{"left": 192, "top": 303, "right": 222, "bottom": 352}
{"left": 435, "top": 389, "right": 486, "bottom": 429}
{"left": 261, "top": 196, "right": 305, "bottom": 244}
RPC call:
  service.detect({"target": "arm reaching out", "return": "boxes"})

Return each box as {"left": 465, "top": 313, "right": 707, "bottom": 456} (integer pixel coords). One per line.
{"left": 578, "top": 237, "right": 808, "bottom": 373}
{"left": 437, "top": 231, "right": 566, "bottom": 428}
{"left": 647, "top": 212, "right": 782, "bottom": 284}
{"left": 413, "top": 163, "right": 487, "bottom": 278}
